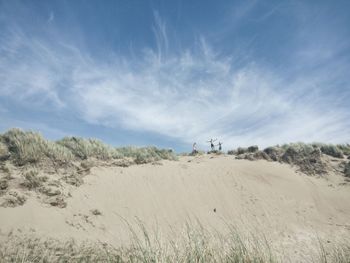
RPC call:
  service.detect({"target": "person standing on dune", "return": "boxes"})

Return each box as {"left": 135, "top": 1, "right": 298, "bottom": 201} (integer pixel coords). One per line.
{"left": 217, "top": 142, "right": 223, "bottom": 151}
{"left": 192, "top": 142, "right": 198, "bottom": 154}
{"left": 207, "top": 138, "right": 217, "bottom": 151}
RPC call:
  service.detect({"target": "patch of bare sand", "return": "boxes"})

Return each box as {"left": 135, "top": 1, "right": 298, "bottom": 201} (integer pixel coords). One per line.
{"left": 0, "top": 155, "right": 349, "bottom": 261}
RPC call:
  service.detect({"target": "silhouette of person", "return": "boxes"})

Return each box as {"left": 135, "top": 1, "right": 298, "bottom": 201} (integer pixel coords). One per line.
{"left": 192, "top": 142, "right": 198, "bottom": 154}
{"left": 217, "top": 142, "right": 223, "bottom": 151}
{"left": 207, "top": 138, "right": 217, "bottom": 151}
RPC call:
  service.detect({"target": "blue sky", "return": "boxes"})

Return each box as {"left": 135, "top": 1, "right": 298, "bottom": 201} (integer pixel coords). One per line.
{"left": 0, "top": 0, "right": 349, "bottom": 152}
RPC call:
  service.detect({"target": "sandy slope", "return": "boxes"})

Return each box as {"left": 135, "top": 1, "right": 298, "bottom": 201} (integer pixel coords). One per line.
{"left": 0, "top": 155, "right": 349, "bottom": 261}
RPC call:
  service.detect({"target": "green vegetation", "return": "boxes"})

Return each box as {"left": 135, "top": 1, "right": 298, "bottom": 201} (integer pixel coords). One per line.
{"left": 316, "top": 144, "right": 344, "bottom": 158}
{"left": 57, "top": 137, "right": 118, "bottom": 160}
{"left": 248, "top": 145, "right": 259, "bottom": 153}
{"left": 337, "top": 144, "right": 350, "bottom": 156}
{"left": 0, "top": 128, "right": 177, "bottom": 167}
{"left": 2, "top": 128, "right": 74, "bottom": 165}
{"left": 229, "top": 142, "right": 350, "bottom": 176}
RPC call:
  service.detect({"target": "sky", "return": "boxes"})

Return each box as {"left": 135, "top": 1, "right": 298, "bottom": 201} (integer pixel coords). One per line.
{"left": 0, "top": 0, "right": 350, "bottom": 152}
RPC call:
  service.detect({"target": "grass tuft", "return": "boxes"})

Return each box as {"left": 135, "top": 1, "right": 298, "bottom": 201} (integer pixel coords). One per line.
{"left": 21, "top": 170, "right": 44, "bottom": 189}
{"left": 57, "top": 137, "right": 118, "bottom": 160}
{"left": 317, "top": 144, "right": 344, "bottom": 158}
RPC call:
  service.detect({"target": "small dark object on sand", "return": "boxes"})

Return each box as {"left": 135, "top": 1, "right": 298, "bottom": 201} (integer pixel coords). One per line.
{"left": 213, "top": 208, "right": 216, "bottom": 213}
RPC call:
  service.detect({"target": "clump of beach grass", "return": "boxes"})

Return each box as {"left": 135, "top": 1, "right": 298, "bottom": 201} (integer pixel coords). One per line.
{"left": 115, "top": 146, "right": 177, "bottom": 164}
{"left": 0, "top": 222, "right": 348, "bottom": 262}
{"left": 0, "top": 222, "right": 276, "bottom": 263}
{"left": 0, "top": 128, "right": 178, "bottom": 167}
{"left": 2, "top": 128, "right": 74, "bottom": 165}
{"left": 312, "top": 143, "right": 344, "bottom": 158}
{"left": 228, "top": 142, "right": 347, "bottom": 176}
{"left": 57, "top": 137, "right": 118, "bottom": 160}
{"left": 21, "top": 170, "right": 46, "bottom": 189}
{"left": 337, "top": 144, "right": 350, "bottom": 156}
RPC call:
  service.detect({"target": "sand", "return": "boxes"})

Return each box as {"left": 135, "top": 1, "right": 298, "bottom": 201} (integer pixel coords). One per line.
{"left": 0, "top": 154, "right": 349, "bottom": 261}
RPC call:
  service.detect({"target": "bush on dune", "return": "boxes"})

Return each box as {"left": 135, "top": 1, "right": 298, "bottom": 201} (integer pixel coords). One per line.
{"left": 247, "top": 145, "right": 259, "bottom": 153}
{"left": 227, "top": 149, "right": 237, "bottom": 155}
{"left": 263, "top": 146, "right": 283, "bottom": 161}
{"left": 312, "top": 143, "right": 344, "bottom": 158}
{"left": 237, "top": 147, "right": 248, "bottom": 155}
{"left": 234, "top": 143, "right": 331, "bottom": 176}
{"left": 337, "top": 144, "right": 350, "bottom": 156}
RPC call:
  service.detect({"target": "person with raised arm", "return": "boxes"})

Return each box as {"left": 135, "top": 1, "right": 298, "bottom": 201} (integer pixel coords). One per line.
{"left": 207, "top": 138, "right": 217, "bottom": 151}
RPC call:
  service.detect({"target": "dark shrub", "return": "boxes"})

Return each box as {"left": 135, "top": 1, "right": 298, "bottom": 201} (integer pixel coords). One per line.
{"left": 237, "top": 147, "right": 248, "bottom": 155}
{"left": 263, "top": 147, "right": 283, "bottom": 161}
{"left": 0, "top": 141, "right": 10, "bottom": 161}
{"left": 320, "top": 145, "right": 344, "bottom": 158}
{"left": 227, "top": 150, "right": 237, "bottom": 155}
{"left": 247, "top": 146, "right": 259, "bottom": 153}
{"left": 344, "top": 162, "right": 350, "bottom": 177}
{"left": 337, "top": 144, "right": 350, "bottom": 156}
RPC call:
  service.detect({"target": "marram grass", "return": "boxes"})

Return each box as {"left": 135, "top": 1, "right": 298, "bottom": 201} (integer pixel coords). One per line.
{"left": 0, "top": 223, "right": 349, "bottom": 263}
{"left": 0, "top": 128, "right": 177, "bottom": 166}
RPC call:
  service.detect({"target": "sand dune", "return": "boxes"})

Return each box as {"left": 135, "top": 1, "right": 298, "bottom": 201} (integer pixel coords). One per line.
{"left": 0, "top": 154, "right": 349, "bottom": 261}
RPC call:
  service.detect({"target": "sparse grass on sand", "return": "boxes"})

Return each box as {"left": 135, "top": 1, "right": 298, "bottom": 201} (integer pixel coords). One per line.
{"left": 0, "top": 222, "right": 276, "bottom": 263}
{"left": 0, "top": 128, "right": 177, "bottom": 166}
{"left": 0, "top": 223, "right": 349, "bottom": 263}
{"left": 0, "top": 128, "right": 178, "bottom": 208}
{"left": 229, "top": 142, "right": 350, "bottom": 177}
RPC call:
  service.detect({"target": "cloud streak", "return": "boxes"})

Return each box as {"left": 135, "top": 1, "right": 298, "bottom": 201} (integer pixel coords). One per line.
{"left": 0, "top": 6, "right": 349, "bottom": 149}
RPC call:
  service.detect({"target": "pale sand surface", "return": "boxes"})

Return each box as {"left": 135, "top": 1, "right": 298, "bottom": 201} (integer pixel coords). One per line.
{"left": 0, "top": 155, "right": 349, "bottom": 260}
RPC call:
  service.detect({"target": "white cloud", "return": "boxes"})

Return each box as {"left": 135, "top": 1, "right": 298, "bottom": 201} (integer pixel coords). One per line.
{"left": 0, "top": 12, "right": 349, "bottom": 149}
{"left": 69, "top": 45, "right": 349, "bottom": 148}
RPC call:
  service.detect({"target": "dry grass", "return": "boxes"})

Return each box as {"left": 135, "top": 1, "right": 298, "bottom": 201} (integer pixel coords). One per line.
{"left": 115, "top": 146, "right": 177, "bottom": 164}
{"left": 0, "top": 128, "right": 178, "bottom": 167}
{"left": 2, "top": 128, "right": 74, "bottom": 165}
{"left": 57, "top": 137, "right": 118, "bottom": 160}
{"left": 21, "top": 170, "right": 44, "bottom": 190}
{"left": 0, "top": 223, "right": 348, "bottom": 263}
{"left": 0, "top": 223, "right": 276, "bottom": 263}
{"left": 0, "top": 141, "right": 10, "bottom": 161}
{"left": 229, "top": 142, "right": 350, "bottom": 177}
{"left": 313, "top": 143, "right": 345, "bottom": 158}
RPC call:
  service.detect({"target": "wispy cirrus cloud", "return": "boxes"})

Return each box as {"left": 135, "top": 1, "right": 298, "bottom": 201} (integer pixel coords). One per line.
{"left": 0, "top": 4, "right": 349, "bottom": 149}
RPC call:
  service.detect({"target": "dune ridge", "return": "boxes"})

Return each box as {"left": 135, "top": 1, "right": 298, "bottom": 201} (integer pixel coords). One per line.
{"left": 0, "top": 128, "right": 350, "bottom": 262}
